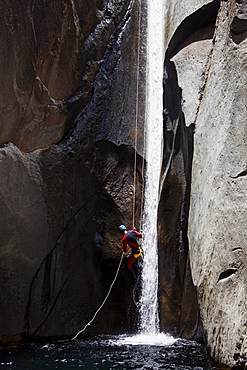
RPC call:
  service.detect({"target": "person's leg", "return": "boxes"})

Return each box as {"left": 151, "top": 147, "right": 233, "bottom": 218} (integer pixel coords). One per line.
{"left": 127, "top": 254, "right": 137, "bottom": 284}
{"left": 132, "top": 258, "right": 142, "bottom": 277}
{"left": 127, "top": 254, "right": 135, "bottom": 269}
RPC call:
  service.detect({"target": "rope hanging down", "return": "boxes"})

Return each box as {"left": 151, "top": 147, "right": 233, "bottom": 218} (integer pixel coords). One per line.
{"left": 72, "top": 0, "right": 143, "bottom": 341}
{"left": 132, "top": 0, "right": 142, "bottom": 229}
{"left": 71, "top": 252, "right": 125, "bottom": 340}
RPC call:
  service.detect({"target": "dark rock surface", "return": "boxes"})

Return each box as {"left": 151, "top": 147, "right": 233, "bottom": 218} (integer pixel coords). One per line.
{"left": 158, "top": 59, "right": 199, "bottom": 340}
{"left": 0, "top": 0, "right": 145, "bottom": 340}
{"left": 0, "top": 0, "right": 139, "bottom": 152}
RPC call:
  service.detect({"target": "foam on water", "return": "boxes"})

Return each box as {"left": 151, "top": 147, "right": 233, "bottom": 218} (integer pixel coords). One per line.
{"left": 109, "top": 333, "right": 177, "bottom": 347}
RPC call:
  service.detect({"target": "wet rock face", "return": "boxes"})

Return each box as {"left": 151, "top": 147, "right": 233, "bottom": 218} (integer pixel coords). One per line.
{"left": 0, "top": 0, "right": 145, "bottom": 340}
{"left": 162, "top": 0, "right": 247, "bottom": 367}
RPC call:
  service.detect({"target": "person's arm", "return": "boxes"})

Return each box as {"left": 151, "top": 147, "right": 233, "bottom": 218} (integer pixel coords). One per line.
{"left": 134, "top": 231, "right": 142, "bottom": 238}
{"left": 132, "top": 227, "right": 142, "bottom": 238}
{"left": 122, "top": 238, "right": 128, "bottom": 252}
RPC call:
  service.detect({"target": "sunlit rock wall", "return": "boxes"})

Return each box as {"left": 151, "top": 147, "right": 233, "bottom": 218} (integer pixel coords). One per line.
{"left": 158, "top": 0, "right": 220, "bottom": 343}
{"left": 0, "top": 0, "right": 146, "bottom": 341}
{"left": 161, "top": 0, "right": 247, "bottom": 367}
{"left": 188, "top": 1, "right": 247, "bottom": 367}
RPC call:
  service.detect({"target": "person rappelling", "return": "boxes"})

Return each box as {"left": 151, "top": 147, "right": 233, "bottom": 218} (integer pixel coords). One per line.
{"left": 72, "top": 225, "right": 143, "bottom": 340}
{"left": 119, "top": 225, "right": 142, "bottom": 283}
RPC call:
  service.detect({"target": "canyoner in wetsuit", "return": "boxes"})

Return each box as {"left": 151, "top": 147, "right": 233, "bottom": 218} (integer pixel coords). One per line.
{"left": 119, "top": 225, "right": 142, "bottom": 282}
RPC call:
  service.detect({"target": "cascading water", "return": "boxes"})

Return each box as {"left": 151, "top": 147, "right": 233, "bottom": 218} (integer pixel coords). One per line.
{"left": 139, "top": 0, "right": 165, "bottom": 335}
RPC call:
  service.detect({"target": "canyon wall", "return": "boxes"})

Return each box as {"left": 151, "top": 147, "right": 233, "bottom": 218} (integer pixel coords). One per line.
{"left": 0, "top": 0, "right": 199, "bottom": 344}
{"left": 162, "top": 0, "right": 247, "bottom": 367}
{"left": 0, "top": 0, "right": 146, "bottom": 341}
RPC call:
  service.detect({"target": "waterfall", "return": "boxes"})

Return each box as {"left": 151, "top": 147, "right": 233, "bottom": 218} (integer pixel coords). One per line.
{"left": 139, "top": 0, "right": 165, "bottom": 334}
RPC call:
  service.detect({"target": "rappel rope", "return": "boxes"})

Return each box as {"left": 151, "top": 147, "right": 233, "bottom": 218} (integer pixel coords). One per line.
{"left": 133, "top": 0, "right": 146, "bottom": 232}
{"left": 132, "top": 0, "right": 142, "bottom": 230}
{"left": 72, "top": 252, "right": 125, "bottom": 340}
{"left": 72, "top": 0, "right": 143, "bottom": 341}
{"left": 139, "top": 100, "right": 146, "bottom": 231}
{"left": 132, "top": 0, "right": 145, "bottom": 309}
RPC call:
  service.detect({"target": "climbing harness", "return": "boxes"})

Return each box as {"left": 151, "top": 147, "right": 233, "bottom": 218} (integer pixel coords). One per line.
{"left": 133, "top": 247, "right": 143, "bottom": 259}
{"left": 71, "top": 252, "right": 125, "bottom": 340}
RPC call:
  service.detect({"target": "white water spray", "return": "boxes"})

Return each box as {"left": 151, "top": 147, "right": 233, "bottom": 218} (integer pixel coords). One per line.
{"left": 139, "top": 0, "right": 165, "bottom": 334}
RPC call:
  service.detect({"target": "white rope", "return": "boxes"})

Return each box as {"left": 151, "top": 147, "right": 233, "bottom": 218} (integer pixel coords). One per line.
{"left": 132, "top": 0, "right": 142, "bottom": 229}
{"left": 72, "top": 252, "right": 125, "bottom": 340}
{"left": 136, "top": 0, "right": 146, "bottom": 232}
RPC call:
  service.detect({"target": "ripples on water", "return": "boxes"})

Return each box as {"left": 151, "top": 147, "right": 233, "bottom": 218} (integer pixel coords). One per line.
{"left": 0, "top": 334, "right": 215, "bottom": 369}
